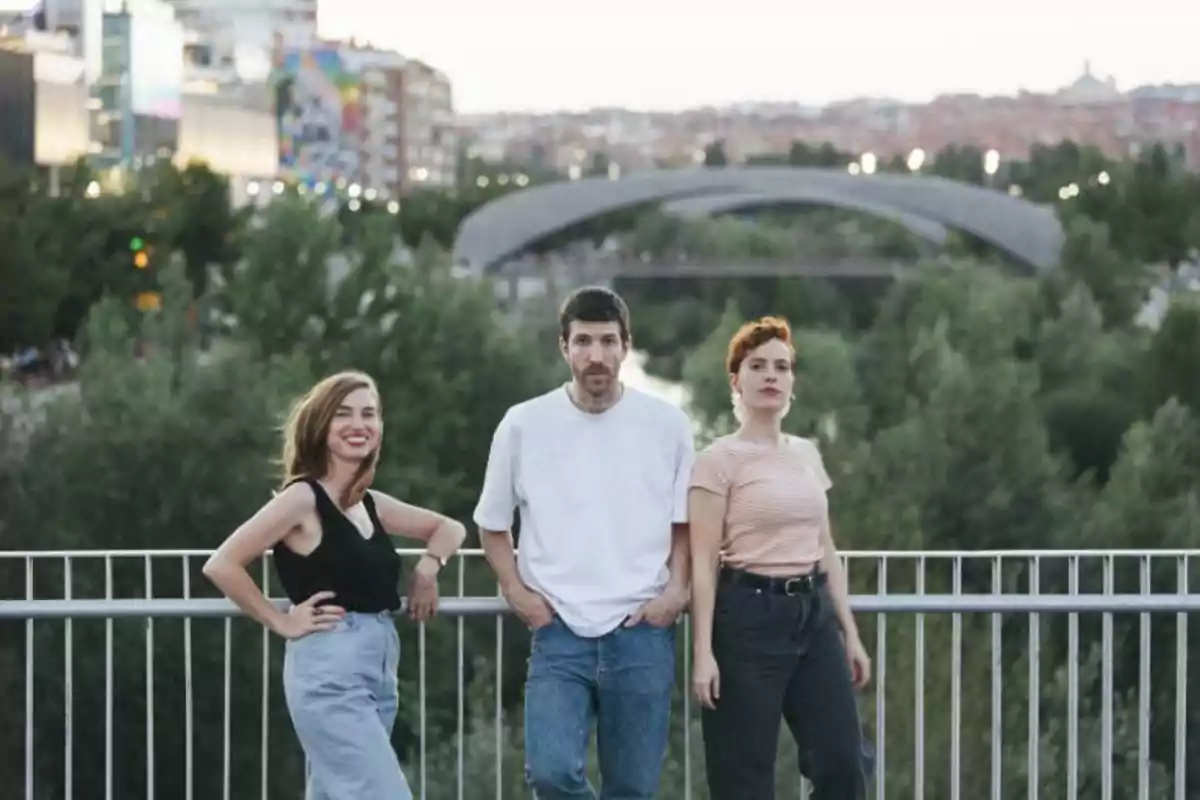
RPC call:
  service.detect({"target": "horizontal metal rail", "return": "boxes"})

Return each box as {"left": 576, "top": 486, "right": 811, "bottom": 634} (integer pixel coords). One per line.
{"left": 3, "top": 593, "right": 1200, "bottom": 619}
{"left": 4, "top": 546, "right": 1200, "bottom": 558}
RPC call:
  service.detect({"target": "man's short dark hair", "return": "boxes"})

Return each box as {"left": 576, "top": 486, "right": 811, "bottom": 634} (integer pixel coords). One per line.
{"left": 559, "top": 286, "right": 631, "bottom": 343}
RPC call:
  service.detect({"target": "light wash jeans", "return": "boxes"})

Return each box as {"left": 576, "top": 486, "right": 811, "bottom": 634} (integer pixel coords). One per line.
{"left": 523, "top": 615, "right": 676, "bottom": 799}
{"left": 283, "top": 611, "right": 413, "bottom": 800}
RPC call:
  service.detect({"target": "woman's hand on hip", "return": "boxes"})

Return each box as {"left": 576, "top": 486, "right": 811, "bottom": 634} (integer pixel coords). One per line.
{"left": 276, "top": 591, "right": 345, "bottom": 640}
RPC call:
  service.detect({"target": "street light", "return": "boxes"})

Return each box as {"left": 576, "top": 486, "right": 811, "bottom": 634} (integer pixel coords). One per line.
{"left": 984, "top": 149, "right": 1001, "bottom": 177}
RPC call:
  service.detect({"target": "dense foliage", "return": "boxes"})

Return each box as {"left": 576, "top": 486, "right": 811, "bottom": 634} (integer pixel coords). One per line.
{"left": 1, "top": 143, "right": 1198, "bottom": 797}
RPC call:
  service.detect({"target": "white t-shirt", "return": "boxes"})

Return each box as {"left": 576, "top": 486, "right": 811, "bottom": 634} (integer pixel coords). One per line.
{"left": 473, "top": 385, "right": 695, "bottom": 637}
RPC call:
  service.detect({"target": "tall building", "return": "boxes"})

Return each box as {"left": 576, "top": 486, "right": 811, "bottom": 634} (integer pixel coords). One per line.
{"left": 272, "top": 39, "right": 457, "bottom": 196}
{"left": 85, "top": 0, "right": 276, "bottom": 192}
{"left": 399, "top": 58, "right": 456, "bottom": 189}
{"left": 14, "top": 0, "right": 105, "bottom": 85}
{"left": 91, "top": 0, "right": 185, "bottom": 166}
{"left": 342, "top": 43, "right": 405, "bottom": 196}
{"left": 0, "top": 27, "right": 90, "bottom": 171}
{"left": 166, "top": 0, "right": 315, "bottom": 59}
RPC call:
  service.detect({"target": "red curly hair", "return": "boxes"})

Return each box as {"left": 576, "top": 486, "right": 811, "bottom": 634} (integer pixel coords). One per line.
{"left": 726, "top": 316, "right": 794, "bottom": 375}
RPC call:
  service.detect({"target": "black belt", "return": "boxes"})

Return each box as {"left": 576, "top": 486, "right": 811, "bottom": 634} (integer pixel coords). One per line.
{"left": 720, "top": 567, "right": 827, "bottom": 596}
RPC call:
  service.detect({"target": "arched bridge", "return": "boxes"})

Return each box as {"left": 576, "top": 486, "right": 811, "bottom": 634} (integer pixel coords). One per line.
{"left": 452, "top": 167, "right": 1066, "bottom": 280}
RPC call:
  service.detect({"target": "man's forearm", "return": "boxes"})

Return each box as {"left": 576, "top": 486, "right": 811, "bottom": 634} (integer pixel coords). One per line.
{"left": 479, "top": 529, "right": 525, "bottom": 594}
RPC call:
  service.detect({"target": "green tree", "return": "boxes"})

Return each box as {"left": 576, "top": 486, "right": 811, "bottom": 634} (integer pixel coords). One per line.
{"left": 1034, "top": 284, "right": 1145, "bottom": 482}
{"left": 855, "top": 262, "right": 1038, "bottom": 432}
{"left": 0, "top": 171, "right": 67, "bottom": 351}
{"left": 703, "top": 140, "right": 728, "bottom": 167}
{"left": 788, "top": 141, "right": 853, "bottom": 167}
{"left": 1056, "top": 216, "right": 1153, "bottom": 329}
{"left": 0, "top": 265, "right": 313, "bottom": 797}
{"left": 223, "top": 194, "right": 342, "bottom": 358}
{"left": 148, "top": 159, "right": 245, "bottom": 298}
{"left": 1144, "top": 293, "right": 1200, "bottom": 415}
{"left": 0, "top": 195, "right": 560, "bottom": 796}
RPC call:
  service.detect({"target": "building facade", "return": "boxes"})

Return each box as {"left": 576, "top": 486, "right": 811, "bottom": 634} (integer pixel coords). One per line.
{"left": 399, "top": 58, "right": 456, "bottom": 190}
{"left": 272, "top": 40, "right": 457, "bottom": 197}
{"left": 0, "top": 30, "right": 90, "bottom": 169}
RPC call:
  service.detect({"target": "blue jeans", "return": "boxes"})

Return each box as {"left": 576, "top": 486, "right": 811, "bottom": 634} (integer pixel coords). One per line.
{"left": 524, "top": 615, "right": 676, "bottom": 799}
{"left": 283, "top": 611, "right": 412, "bottom": 800}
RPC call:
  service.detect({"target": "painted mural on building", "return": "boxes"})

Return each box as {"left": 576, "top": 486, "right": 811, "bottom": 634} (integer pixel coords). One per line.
{"left": 272, "top": 47, "right": 364, "bottom": 185}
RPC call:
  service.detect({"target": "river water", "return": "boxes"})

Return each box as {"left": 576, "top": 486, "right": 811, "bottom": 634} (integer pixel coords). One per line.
{"left": 623, "top": 351, "right": 689, "bottom": 409}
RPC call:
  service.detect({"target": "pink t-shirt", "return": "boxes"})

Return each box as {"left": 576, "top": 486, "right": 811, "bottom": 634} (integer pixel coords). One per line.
{"left": 689, "top": 434, "right": 832, "bottom": 577}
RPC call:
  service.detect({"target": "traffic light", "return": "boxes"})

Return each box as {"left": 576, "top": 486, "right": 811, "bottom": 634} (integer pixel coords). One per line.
{"left": 130, "top": 236, "right": 149, "bottom": 269}
{"left": 134, "top": 291, "right": 162, "bottom": 312}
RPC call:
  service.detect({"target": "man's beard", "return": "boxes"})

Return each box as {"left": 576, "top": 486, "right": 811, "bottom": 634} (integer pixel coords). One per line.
{"left": 579, "top": 368, "right": 613, "bottom": 395}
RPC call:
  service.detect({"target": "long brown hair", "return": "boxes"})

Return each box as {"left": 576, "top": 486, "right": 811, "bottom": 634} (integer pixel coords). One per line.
{"left": 279, "top": 371, "right": 381, "bottom": 508}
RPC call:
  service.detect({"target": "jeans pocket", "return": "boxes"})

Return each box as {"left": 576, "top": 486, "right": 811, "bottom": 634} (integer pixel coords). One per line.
{"left": 814, "top": 584, "right": 838, "bottom": 628}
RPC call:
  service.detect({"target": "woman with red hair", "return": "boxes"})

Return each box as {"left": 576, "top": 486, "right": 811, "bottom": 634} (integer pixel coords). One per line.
{"left": 688, "top": 317, "right": 871, "bottom": 799}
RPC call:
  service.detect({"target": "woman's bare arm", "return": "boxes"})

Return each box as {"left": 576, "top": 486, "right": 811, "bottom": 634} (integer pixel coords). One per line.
{"left": 368, "top": 490, "right": 467, "bottom": 566}
{"left": 819, "top": 519, "right": 859, "bottom": 640}
{"left": 688, "top": 487, "right": 728, "bottom": 657}
{"left": 203, "top": 482, "right": 316, "bottom": 634}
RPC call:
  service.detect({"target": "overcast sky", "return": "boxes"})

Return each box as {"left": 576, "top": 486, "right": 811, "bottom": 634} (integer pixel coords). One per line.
{"left": 3, "top": 0, "right": 1194, "bottom": 113}
{"left": 319, "top": 0, "right": 1199, "bottom": 112}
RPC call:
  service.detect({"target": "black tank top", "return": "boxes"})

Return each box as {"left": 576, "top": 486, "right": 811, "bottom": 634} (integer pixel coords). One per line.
{"left": 272, "top": 478, "right": 402, "bottom": 613}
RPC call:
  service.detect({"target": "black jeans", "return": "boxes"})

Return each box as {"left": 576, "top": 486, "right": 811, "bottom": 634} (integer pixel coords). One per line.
{"left": 701, "top": 568, "right": 867, "bottom": 800}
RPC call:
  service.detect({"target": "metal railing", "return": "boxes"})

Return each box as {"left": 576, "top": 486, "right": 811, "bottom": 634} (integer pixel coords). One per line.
{"left": 1, "top": 548, "right": 1197, "bottom": 800}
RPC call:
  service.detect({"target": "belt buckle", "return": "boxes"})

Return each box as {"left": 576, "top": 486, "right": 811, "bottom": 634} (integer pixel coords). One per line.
{"left": 784, "top": 575, "right": 811, "bottom": 595}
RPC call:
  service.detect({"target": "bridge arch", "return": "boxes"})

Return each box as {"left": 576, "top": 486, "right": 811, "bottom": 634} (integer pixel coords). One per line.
{"left": 451, "top": 166, "right": 1065, "bottom": 273}
{"left": 659, "top": 188, "right": 951, "bottom": 247}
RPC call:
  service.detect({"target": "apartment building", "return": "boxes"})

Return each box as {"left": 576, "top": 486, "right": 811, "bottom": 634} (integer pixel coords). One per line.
{"left": 399, "top": 58, "right": 456, "bottom": 189}
{"left": 272, "top": 39, "right": 456, "bottom": 196}
{"left": 166, "top": 0, "right": 316, "bottom": 54}
{"left": 338, "top": 43, "right": 404, "bottom": 195}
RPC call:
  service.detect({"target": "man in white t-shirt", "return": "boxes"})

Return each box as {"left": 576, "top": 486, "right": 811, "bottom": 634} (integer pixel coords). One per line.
{"left": 474, "top": 286, "right": 694, "bottom": 799}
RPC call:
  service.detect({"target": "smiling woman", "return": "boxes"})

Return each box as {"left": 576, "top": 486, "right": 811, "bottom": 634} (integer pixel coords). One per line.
{"left": 201, "top": 370, "right": 467, "bottom": 800}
